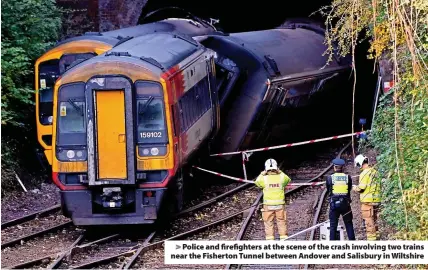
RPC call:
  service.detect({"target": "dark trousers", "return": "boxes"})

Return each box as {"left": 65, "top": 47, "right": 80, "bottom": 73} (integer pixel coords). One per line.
{"left": 329, "top": 201, "right": 356, "bottom": 240}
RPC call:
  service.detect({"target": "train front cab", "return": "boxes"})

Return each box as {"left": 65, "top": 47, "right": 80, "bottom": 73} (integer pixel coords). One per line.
{"left": 35, "top": 16, "right": 221, "bottom": 167}
{"left": 35, "top": 38, "right": 116, "bottom": 165}
{"left": 51, "top": 34, "right": 218, "bottom": 226}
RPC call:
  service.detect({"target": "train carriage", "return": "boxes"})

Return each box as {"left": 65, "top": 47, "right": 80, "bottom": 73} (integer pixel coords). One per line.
{"left": 51, "top": 32, "right": 218, "bottom": 225}
{"left": 36, "top": 15, "right": 222, "bottom": 165}
{"left": 197, "top": 22, "right": 353, "bottom": 165}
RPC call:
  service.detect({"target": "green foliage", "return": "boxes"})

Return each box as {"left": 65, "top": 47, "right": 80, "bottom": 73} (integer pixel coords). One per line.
{"left": 1, "top": 0, "right": 61, "bottom": 125}
{"left": 1, "top": 0, "right": 61, "bottom": 192}
{"left": 370, "top": 80, "right": 428, "bottom": 239}
{"left": 319, "top": 0, "right": 428, "bottom": 240}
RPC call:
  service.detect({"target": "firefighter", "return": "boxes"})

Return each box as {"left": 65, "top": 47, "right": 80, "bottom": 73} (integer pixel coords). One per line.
{"left": 326, "top": 158, "right": 356, "bottom": 240}
{"left": 255, "top": 158, "right": 291, "bottom": 240}
{"left": 353, "top": 154, "right": 381, "bottom": 240}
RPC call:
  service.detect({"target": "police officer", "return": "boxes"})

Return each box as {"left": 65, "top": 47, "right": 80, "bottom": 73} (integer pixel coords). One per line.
{"left": 326, "top": 158, "right": 356, "bottom": 240}
{"left": 255, "top": 158, "right": 291, "bottom": 240}
{"left": 353, "top": 154, "right": 381, "bottom": 240}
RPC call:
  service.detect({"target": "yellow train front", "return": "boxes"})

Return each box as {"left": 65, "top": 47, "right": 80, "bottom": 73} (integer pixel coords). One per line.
{"left": 52, "top": 32, "right": 219, "bottom": 225}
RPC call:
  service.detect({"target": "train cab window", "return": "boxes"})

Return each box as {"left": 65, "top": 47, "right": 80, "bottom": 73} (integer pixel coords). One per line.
{"left": 58, "top": 101, "right": 85, "bottom": 132}
{"left": 214, "top": 56, "right": 239, "bottom": 105}
{"left": 38, "top": 59, "right": 60, "bottom": 125}
{"left": 135, "top": 81, "right": 168, "bottom": 144}
{"left": 56, "top": 83, "right": 87, "bottom": 146}
{"left": 59, "top": 53, "right": 96, "bottom": 74}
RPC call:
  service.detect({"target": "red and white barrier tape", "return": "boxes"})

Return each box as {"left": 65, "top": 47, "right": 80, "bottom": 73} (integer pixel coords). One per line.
{"left": 192, "top": 166, "right": 325, "bottom": 187}
{"left": 210, "top": 131, "right": 369, "bottom": 157}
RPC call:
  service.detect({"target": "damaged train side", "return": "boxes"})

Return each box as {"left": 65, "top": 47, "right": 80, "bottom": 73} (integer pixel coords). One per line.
{"left": 197, "top": 21, "right": 353, "bottom": 174}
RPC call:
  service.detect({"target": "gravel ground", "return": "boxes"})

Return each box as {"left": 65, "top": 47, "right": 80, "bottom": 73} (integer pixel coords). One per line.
{"left": 133, "top": 218, "right": 243, "bottom": 269}
{"left": 1, "top": 182, "right": 60, "bottom": 223}
{"left": 240, "top": 187, "right": 324, "bottom": 270}
{"left": 62, "top": 238, "right": 137, "bottom": 269}
{"left": 1, "top": 213, "right": 69, "bottom": 243}
{"left": 183, "top": 182, "right": 244, "bottom": 210}
{"left": 1, "top": 226, "right": 83, "bottom": 268}
{"left": 312, "top": 148, "right": 405, "bottom": 269}
{"left": 286, "top": 159, "right": 332, "bottom": 180}
{"left": 160, "top": 188, "right": 259, "bottom": 239}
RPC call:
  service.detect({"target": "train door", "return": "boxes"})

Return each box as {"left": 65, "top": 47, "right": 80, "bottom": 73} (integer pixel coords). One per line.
{"left": 95, "top": 90, "right": 127, "bottom": 179}
{"left": 86, "top": 77, "right": 136, "bottom": 185}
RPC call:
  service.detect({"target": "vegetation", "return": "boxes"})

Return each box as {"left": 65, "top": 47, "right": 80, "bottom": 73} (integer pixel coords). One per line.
{"left": 1, "top": 0, "right": 62, "bottom": 194}
{"left": 319, "top": 0, "right": 427, "bottom": 240}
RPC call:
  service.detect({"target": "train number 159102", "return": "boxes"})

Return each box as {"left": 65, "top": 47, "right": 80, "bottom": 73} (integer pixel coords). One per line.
{"left": 140, "top": 132, "right": 162, "bottom": 138}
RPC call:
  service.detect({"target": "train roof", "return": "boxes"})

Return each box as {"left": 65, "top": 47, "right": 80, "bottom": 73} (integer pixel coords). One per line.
{"left": 227, "top": 27, "right": 341, "bottom": 77}
{"left": 54, "top": 18, "right": 221, "bottom": 48}
{"left": 105, "top": 32, "right": 201, "bottom": 70}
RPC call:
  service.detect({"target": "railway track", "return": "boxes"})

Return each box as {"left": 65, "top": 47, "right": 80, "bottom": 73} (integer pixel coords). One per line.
{"left": 227, "top": 141, "right": 351, "bottom": 270}
{"left": 65, "top": 186, "right": 260, "bottom": 269}
{"left": 2, "top": 140, "right": 350, "bottom": 270}
{"left": 2, "top": 181, "right": 255, "bottom": 269}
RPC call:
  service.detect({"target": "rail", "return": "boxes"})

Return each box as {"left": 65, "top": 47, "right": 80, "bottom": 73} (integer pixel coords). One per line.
{"left": 225, "top": 141, "right": 351, "bottom": 270}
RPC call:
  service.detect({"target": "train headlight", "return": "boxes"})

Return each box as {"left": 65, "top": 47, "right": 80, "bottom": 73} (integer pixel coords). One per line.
{"left": 66, "top": 150, "right": 75, "bottom": 159}
{"left": 138, "top": 146, "right": 166, "bottom": 157}
{"left": 151, "top": 147, "right": 159, "bottom": 155}
{"left": 48, "top": 116, "right": 53, "bottom": 123}
{"left": 56, "top": 148, "right": 87, "bottom": 161}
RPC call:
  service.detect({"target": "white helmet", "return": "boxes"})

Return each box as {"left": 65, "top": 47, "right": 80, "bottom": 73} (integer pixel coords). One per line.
{"left": 265, "top": 158, "right": 278, "bottom": 171}
{"left": 354, "top": 154, "right": 369, "bottom": 168}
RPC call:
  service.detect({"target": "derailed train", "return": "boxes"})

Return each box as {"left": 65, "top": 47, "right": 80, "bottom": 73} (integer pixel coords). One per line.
{"left": 37, "top": 11, "right": 352, "bottom": 225}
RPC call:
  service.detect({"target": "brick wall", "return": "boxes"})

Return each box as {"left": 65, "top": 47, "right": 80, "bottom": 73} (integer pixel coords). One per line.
{"left": 56, "top": 0, "right": 148, "bottom": 35}
{"left": 56, "top": 0, "right": 99, "bottom": 38}
{"left": 99, "top": 0, "right": 148, "bottom": 31}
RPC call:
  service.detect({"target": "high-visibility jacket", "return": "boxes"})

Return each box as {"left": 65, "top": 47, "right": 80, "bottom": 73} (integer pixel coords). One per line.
{"left": 357, "top": 167, "right": 381, "bottom": 203}
{"left": 331, "top": 173, "right": 350, "bottom": 195}
{"left": 326, "top": 173, "right": 352, "bottom": 200}
{"left": 255, "top": 170, "right": 291, "bottom": 205}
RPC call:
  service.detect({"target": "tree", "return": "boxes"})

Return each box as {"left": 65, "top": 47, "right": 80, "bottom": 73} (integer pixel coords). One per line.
{"left": 1, "top": 0, "right": 61, "bottom": 192}
{"left": 318, "top": 0, "right": 428, "bottom": 240}
{"left": 2, "top": 0, "right": 61, "bottom": 124}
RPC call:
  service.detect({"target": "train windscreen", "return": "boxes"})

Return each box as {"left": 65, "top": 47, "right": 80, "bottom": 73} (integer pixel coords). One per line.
{"left": 135, "top": 81, "right": 168, "bottom": 144}
{"left": 38, "top": 59, "right": 60, "bottom": 125}
{"left": 56, "top": 83, "right": 87, "bottom": 147}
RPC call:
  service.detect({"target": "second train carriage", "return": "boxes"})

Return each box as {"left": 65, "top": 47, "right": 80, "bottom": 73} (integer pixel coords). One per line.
{"left": 51, "top": 32, "right": 218, "bottom": 225}
{"left": 196, "top": 22, "right": 353, "bottom": 172}
{"left": 36, "top": 15, "right": 222, "bottom": 165}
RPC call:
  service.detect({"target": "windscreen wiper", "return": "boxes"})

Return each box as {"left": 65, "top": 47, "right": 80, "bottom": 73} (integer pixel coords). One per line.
{"left": 138, "top": 96, "right": 154, "bottom": 115}
{"left": 67, "top": 98, "right": 84, "bottom": 116}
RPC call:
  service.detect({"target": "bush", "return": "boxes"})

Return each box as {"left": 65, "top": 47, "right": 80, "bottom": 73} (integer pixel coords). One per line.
{"left": 319, "top": 0, "right": 428, "bottom": 240}
{"left": 1, "top": 0, "right": 61, "bottom": 192}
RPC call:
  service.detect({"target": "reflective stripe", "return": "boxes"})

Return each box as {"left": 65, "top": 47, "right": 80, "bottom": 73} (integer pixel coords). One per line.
{"left": 266, "top": 205, "right": 283, "bottom": 210}
{"left": 266, "top": 236, "right": 275, "bottom": 240}
{"left": 359, "top": 168, "right": 381, "bottom": 203}
{"left": 263, "top": 175, "right": 268, "bottom": 191}
{"left": 261, "top": 172, "right": 289, "bottom": 205}
{"left": 280, "top": 235, "right": 288, "bottom": 239}
{"left": 332, "top": 173, "right": 349, "bottom": 195}
{"left": 264, "top": 199, "right": 285, "bottom": 204}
